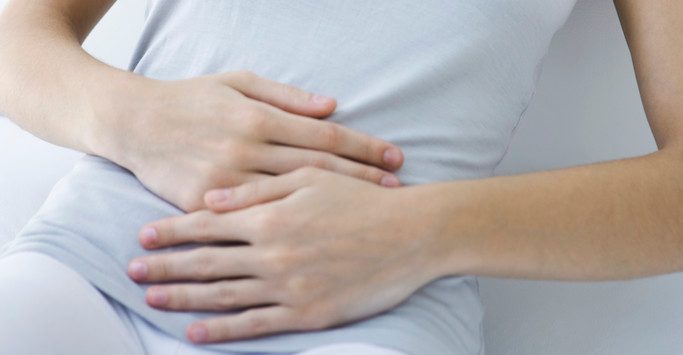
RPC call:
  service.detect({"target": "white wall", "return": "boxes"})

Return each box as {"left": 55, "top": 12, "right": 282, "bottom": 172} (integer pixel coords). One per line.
{"left": 495, "top": 0, "right": 655, "bottom": 175}
{"left": 1, "top": 1, "right": 677, "bottom": 354}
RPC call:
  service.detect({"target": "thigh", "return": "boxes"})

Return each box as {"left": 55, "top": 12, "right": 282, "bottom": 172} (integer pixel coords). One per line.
{"left": 0, "top": 252, "right": 145, "bottom": 355}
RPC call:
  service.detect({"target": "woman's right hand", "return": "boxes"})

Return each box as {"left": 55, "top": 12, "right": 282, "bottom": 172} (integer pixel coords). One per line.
{"left": 94, "top": 71, "right": 404, "bottom": 211}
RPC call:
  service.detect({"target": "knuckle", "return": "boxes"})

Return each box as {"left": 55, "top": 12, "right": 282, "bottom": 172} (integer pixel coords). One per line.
{"left": 149, "top": 257, "right": 168, "bottom": 279}
{"left": 306, "top": 304, "right": 338, "bottom": 329}
{"left": 237, "top": 106, "right": 269, "bottom": 136}
{"left": 245, "top": 314, "right": 270, "bottom": 334}
{"left": 216, "top": 286, "right": 237, "bottom": 309}
{"left": 220, "top": 140, "right": 250, "bottom": 167}
{"left": 307, "top": 153, "right": 333, "bottom": 170}
{"left": 178, "top": 190, "right": 204, "bottom": 212}
{"left": 231, "top": 70, "right": 257, "bottom": 84}
{"left": 278, "top": 82, "right": 296, "bottom": 97}
{"left": 205, "top": 94, "right": 230, "bottom": 116}
{"left": 314, "top": 315, "right": 336, "bottom": 330}
{"left": 195, "top": 161, "right": 217, "bottom": 182}
{"left": 303, "top": 316, "right": 327, "bottom": 330}
{"left": 318, "top": 124, "right": 342, "bottom": 151}
{"left": 298, "top": 308, "right": 329, "bottom": 330}
{"left": 280, "top": 83, "right": 311, "bottom": 102}
{"left": 169, "top": 286, "right": 188, "bottom": 308}
{"left": 362, "top": 167, "right": 385, "bottom": 183}
{"left": 365, "top": 139, "right": 383, "bottom": 164}
{"left": 244, "top": 180, "right": 262, "bottom": 201}
{"left": 191, "top": 212, "right": 212, "bottom": 236}
{"left": 296, "top": 166, "right": 322, "bottom": 179}
{"left": 262, "top": 249, "right": 293, "bottom": 275}
{"left": 191, "top": 249, "right": 216, "bottom": 280}
{"left": 251, "top": 210, "right": 279, "bottom": 234}
{"left": 154, "top": 220, "right": 173, "bottom": 240}
{"left": 284, "top": 275, "right": 312, "bottom": 299}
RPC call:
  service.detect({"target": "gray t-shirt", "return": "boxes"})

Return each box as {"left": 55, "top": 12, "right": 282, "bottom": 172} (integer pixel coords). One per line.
{"left": 4, "top": 1, "right": 576, "bottom": 354}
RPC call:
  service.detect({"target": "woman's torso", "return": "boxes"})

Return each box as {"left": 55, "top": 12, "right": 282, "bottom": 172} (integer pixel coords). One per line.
{"left": 132, "top": 0, "right": 577, "bottom": 184}
{"left": 8, "top": 2, "right": 577, "bottom": 354}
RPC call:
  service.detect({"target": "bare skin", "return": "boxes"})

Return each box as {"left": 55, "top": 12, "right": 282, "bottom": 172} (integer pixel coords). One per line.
{"left": 0, "top": 0, "right": 404, "bottom": 212}
{"left": 121, "top": 0, "right": 683, "bottom": 344}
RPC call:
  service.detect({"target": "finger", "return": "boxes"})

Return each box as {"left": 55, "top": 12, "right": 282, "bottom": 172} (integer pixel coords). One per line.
{"left": 249, "top": 145, "right": 400, "bottom": 187}
{"left": 204, "top": 168, "right": 320, "bottom": 212}
{"left": 128, "top": 247, "right": 259, "bottom": 283}
{"left": 139, "top": 210, "right": 250, "bottom": 250}
{"left": 263, "top": 109, "right": 404, "bottom": 171}
{"left": 187, "top": 307, "right": 300, "bottom": 343}
{"left": 221, "top": 70, "right": 336, "bottom": 118}
{"left": 145, "top": 279, "right": 274, "bottom": 312}
{"left": 188, "top": 172, "right": 270, "bottom": 212}
{"left": 210, "top": 171, "right": 272, "bottom": 191}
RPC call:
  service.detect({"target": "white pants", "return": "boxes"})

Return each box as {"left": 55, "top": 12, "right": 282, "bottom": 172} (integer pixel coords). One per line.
{"left": 0, "top": 252, "right": 406, "bottom": 355}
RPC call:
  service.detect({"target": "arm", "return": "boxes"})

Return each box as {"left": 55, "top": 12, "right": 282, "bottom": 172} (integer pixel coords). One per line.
{"left": 428, "top": 0, "right": 683, "bottom": 281}
{"left": 0, "top": 0, "right": 404, "bottom": 211}
{"left": 0, "top": 0, "right": 123, "bottom": 152}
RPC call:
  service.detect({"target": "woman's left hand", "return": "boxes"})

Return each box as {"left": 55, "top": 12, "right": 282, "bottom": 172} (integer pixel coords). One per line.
{"left": 127, "top": 167, "right": 446, "bottom": 343}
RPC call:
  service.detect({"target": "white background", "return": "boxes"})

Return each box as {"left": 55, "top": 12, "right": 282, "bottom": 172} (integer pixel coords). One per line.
{"left": 2, "top": 1, "right": 680, "bottom": 354}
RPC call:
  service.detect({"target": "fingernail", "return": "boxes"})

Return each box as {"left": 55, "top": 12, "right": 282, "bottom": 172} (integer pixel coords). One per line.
{"left": 311, "top": 94, "right": 333, "bottom": 105}
{"left": 140, "top": 227, "right": 158, "bottom": 246}
{"left": 128, "top": 261, "right": 148, "bottom": 280}
{"left": 188, "top": 323, "right": 209, "bottom": 343}
{"left": 380, "top": 175, "right": 401, "bottom": 188}
{"left": 147, "top": 287, "right": 169, "bottom": 306}
{"left": 383, "top": 148, "right": 402, "bottom": 167}
{"left": 206, "top": 189, "right": 230, "bottom": 204}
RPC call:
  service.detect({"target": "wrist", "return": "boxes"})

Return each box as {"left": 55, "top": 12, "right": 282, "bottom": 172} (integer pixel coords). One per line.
{"left": 404, "top": 181, "right": 483, "bottom": 279}
{"left": 83, "top": 70, "right": 155, "bottom": 169}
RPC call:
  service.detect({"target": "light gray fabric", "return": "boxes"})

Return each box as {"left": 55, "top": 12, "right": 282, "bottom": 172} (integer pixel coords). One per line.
{"left": 2, "top": 1, "right": 576, "bottom": 354}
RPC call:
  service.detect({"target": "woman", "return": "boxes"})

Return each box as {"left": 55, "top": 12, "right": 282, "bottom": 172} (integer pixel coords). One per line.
{"left": 2, "top": 1, "right": 682, "bottom": 354}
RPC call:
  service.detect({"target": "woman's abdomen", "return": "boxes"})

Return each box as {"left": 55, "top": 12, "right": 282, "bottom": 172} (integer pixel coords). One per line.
{"left": 3, "top": 155, "right": 483, "bottom": 354}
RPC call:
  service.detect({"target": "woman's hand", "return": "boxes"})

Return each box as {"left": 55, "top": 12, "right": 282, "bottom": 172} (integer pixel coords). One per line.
{"left": 127, "top": 168, "right": 447, "bottom": 343}
{"left": 97, "top": 71, "right": 403, "bottom": 211}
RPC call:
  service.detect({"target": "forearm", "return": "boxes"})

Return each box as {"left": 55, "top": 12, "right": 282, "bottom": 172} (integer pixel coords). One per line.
{"left": 426, "top": 149, "right": 683, "bottom": 281}
{"left": 0, "top": 0, "right": 143, "bottom": 159}
{"left": 415, "top": 1, "right": 683, "bottom": 283}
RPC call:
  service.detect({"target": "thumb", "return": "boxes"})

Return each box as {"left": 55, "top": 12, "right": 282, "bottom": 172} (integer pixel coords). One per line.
{"left": 221, "top": 71, "right": 336, "bottom": 118}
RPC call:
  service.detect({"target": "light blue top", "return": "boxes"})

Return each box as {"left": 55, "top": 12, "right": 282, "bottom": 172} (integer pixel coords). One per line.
{"left": 4, "top": 1, "right": 576, "bottom": 354}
